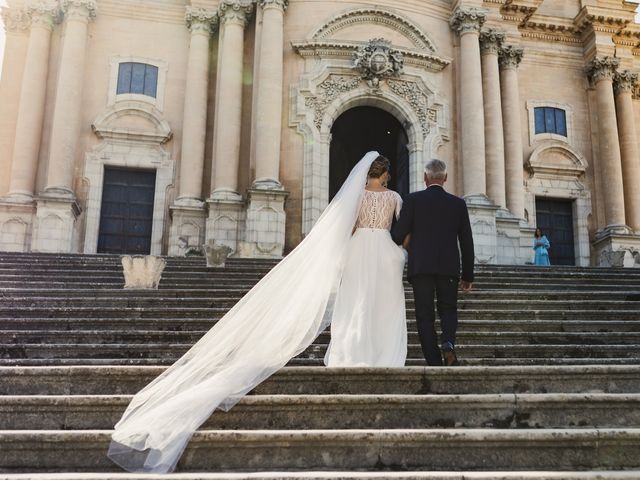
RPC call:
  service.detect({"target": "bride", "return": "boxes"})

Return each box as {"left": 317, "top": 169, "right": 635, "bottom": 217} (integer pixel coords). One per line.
{"left": 108, "top": 151, "right": 407, "bottom": 473}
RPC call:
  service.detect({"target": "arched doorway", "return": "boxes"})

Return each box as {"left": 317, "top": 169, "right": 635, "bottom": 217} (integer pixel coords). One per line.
{"left": 329, "top": 107, "right": 410, "bottom": 200}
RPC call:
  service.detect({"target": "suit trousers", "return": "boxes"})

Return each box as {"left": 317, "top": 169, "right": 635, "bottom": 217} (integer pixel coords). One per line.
{"left": 410, "top": 274, "right": 459, "bottom": 366}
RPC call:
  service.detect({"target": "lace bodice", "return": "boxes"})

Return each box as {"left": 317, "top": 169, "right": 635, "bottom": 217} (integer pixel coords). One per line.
{"left": 354, "top": 190, "right": 402, "bottom": 230}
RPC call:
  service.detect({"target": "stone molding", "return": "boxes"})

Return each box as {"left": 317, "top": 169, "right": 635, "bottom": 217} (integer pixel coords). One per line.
{"left": 525, "top": 141, "right": 587, "bottom": 178}
{"left": 185, "top": 7, "right": 218, "bottom": 34}
{"left": 1, "top": 7, "right": 31, "bottom": 32}
{"left": 498, "top": 44, "right": 524, "bottom": 70}
{"left": 526, "top": 100, "right": 575, "bottom": 147}
{"left": 258, "top": 0, "right": 288, "bottom": 12}
{"left": 499, "top": 0, "right": 542, "bottom": 24}
{"left": 574, "top": 6, "right": 634, "bottom": 36}
{"left": 91, "top": 101, "right": 173, "bottom": 145}
{"left": 353, "top": 38, "right": 403, "bottom": 89}
{"left": 107, "top": 55, "right": 169, "bottom": 112}
{"left": 587, "top": 56, "right": 619, "bottom": 84}
{"left": 218, "top": 0, "right": 253, "bottom": 27}
{"left": 60, "top": 0, "right": 97, "bottom": 21}
{"left": 304, "top": 75, "right": 361, "bottom": 130}
{"left": 480, "top": 28, "right": 505, "bottom": 56}
{"left": 449, "top": 7, "right": 487, "bottom": 36}
{"left": 387, "top": 79, "right": 435, "bottom": 138}
{"left": 614, "top": 70, "right": 638, "bottom": 96}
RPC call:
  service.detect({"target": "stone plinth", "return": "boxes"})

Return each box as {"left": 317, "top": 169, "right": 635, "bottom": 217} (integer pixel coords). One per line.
{"left": 168, "top": 202, "right": 206, "bottom": 257}
{"left": 206, "top": 197, "right": 245, "bottom": 255}
{"left": 0, "top": 200, "right": 36, "bottom": 252}
{"left": 121, "top": 255, "right": 166, "bottom": 289}
{"left": 238, "top": 188, "right": 289, "bottom": 258}
{"left": 203, "top": 240, "right": 233, "bottom": 268}
{"left": 31, "top": 195, "right": 81, "bottom": 253}
{"left": 465, "top": 194, "right": 499, "bottom": 265}
{"left": 593, "top": 231, "right": 640, "bottom": 268}
{"left": 495, "top": 209, "right": 524, "bottom": 265}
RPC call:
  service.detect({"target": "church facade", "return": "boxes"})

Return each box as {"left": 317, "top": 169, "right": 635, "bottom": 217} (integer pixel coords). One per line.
{"left": 1, "top": 0, "right": 639, "bottom": 267}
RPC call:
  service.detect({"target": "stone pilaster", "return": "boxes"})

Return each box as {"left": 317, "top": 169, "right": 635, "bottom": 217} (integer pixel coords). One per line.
{"left": 480, "top": 28, "right": 506, "bottom": 209}
{"left": 614, "top": 70, "right": 640, "bottom": 233}
{"left": 169, "top": 7, "right": 217, "bottom": 256}
{"left": 6, "top": 1, "right": 57, "bottom": 203}
{"left": 450, "top": 6, "right": 487, "bottom": 199}
{"left": 206, "top": 0, "right": 253, "bottom": 255}
{"left": 499, "top": 44, "right": 526, "bottom": 219}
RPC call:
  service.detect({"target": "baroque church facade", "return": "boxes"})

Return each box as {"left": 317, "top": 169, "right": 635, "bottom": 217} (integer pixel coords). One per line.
{"left": 0, "top": 0, "right": 639, "bottom": 267}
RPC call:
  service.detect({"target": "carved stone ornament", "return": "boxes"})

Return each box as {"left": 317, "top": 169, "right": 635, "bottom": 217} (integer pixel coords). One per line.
{"left": 614, "top": 70, "right": 638, "bottom": 95}
{"left": 60, "top": 0, "right": 97, "bottom": 21}
{"left": 449, "top": 7, "right": 487, "bottom": 35}
{"left": 259, "top": 0, "right": 289, "bottom": 11}
{"left": 498, "top": 44, "right": 524, "bottom": 69}
{"left": 353, "top": 38, "right": 404, "bottom": 88}
{"left": 218, "top": 0, "right": 254, "bottom": 26}
{"left": 480, "top": 28, "right": 505, "bottom": 55}
{"left": 387, "top": 79, "right": 432, "bottom": 137}
{"left": 185, "top": 7, "right": 218, "bottom": 34}
{"left": 304, "top": 75, "right": 361, "bottom": 129}
{"left": 121, "top": 255, "right": 166, "bottom": 289}
{"left": 1, "top": 7, "right": 31, "bottom": 32}
{"left": 587, "top": 56, "right": 619, "bottom": 84}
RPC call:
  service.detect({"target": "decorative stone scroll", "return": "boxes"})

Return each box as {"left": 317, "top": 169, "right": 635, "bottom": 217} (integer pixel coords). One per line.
{"left": 121, "top": 255, "right": 166, "bottom": 289}
{"left": 499, "top": 44, "right": 524, "bottom": 69}
{"left": 304, "top": 75, "right": 361, "bottom": 130}
{"left": 449, "top": 7, "right": 487, "bottom": 35}
{"left": 185, "top": 7, "right": 218, "bottom": 34}
{"left": 218, "top": 0, "right": 253, "bottom": 26}
{"left": 614, "top": 70, "right": 638, "bottom": 95}
{"left": 353, "top": 38, "right": 404, "bottom": 88}
{"left": 387, "top": 79, "right": 431, "bottom": 137}
{"left": 587, "top": 56, "right": 619, "bottom": 84}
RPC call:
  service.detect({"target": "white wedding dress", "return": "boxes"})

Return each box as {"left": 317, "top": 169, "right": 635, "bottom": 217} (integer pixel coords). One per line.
{"left": 325, "top": 190, "right": 407, "bottom": 367}
{"left": 107, "top": 152, "right": 407, "bottom": 473}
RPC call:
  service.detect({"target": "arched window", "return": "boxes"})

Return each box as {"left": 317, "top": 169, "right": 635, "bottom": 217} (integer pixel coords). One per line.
{"left": 534, "top": 107, "right": 567, "bottom": 137}
{"left": 116, "top": 62, "right": 158, "bottom": 98}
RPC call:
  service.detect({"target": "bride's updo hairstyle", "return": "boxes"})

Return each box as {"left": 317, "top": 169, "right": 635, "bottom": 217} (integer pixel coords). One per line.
{"left": 368, "top": 155, "right": 391, "bottom": 179}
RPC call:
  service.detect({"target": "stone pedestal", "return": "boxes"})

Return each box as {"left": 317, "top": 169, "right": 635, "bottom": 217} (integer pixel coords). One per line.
{"left": 168, "top": 201, "right": 206, "bottom": 256}
{"left": 238, "top": 188, "right": 288, "bottom": 258}
{"left": 206, "top": 197, "right": 245, "bottom": 255}
{"left": 0, "top": 200, "right": 36, "bottom": 252}
{"left": 465, "top": 194, "right": 499, "bottom": 265}
{"left": 121, "top": 255, "right": 166, "bottom": 289}
{"left": 495, "top": 209, "right": 524, "bottom": 265}
{"left": 593, "top": 231, "right": 640, "bottom": 268}
{"left": 31, "top": 195, "right": 81, "bottom": 253}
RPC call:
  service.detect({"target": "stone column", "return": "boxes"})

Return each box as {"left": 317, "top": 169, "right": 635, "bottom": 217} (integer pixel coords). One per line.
{"left": 169, "top": 7, "right": 217, "bottom": 256}
{"left": 587, "top": 57, "right": 628, "bottom": 233}
{"left": 450, "top": 7, "right": 487, "bottom": 198}
{"left": 7, "top": 2, "right": 57, "bottom": 203}
{"left": 33, "top": 0, "right": 96, "bottom": 253}
{"left": 614, "top": 70, "right": 640, "bottom": 233}
{"left": 242, "top": 0, "right": 289, "bottom": 258}
{"left": 206, "top": 0, "right": 253, "bottom": 254}
{"left": 480, "top": 28, "right": 506, "bottom": 208}
{"left": 499, "top": 44, "right": 526, "bottom": 219}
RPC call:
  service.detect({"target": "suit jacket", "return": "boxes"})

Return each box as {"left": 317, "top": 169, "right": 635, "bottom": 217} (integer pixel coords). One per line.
{"left": 392, "top": 185, "right": 475, "bottom": 282}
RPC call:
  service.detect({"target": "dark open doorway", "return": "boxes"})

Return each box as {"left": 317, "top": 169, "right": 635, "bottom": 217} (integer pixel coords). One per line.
{"left": 535, "top": 197, "right": 576, "bottom": 266}
{"left": 329, "top": 106, "right": 410, "bottom": 200}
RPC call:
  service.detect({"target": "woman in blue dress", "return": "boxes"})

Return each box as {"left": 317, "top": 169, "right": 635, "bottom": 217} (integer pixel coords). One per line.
{"left": 533, "top": 228, "right": 551, "bottom": 266}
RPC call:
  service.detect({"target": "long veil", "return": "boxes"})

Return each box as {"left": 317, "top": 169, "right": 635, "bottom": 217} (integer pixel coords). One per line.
{"left": 107, "top": 151, "right": 381, "bottom": 473}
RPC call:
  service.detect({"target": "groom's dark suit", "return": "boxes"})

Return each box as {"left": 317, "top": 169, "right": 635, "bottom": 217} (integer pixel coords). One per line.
{"left": 392, "top": 185, "right": 475, "bottom": 366}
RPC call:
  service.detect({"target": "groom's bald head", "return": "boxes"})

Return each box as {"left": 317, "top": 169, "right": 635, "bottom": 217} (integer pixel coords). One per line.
{"left": 424, "top": 159, "right": 447, "bottom": 186}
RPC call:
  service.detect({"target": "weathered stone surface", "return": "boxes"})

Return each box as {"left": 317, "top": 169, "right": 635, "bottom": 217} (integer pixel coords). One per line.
{"left": 120, "top": 256, "right": 166, "bottom": 289}
{"left": 203, "top": 241, "right": 233, "bottom": 268}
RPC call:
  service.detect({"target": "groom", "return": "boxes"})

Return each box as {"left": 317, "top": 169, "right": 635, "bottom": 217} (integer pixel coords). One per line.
{"left": 392, "top": 159, "right": 475, "bottom": 367}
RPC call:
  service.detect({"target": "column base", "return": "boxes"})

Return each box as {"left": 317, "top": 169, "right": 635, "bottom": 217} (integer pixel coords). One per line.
{"left": 237, "top": 187, "right": 289, "bottom": 259}
{"left": 206, "top": 197, "right": 245, "bottom": 256}
{"left": 0, "top": 199, "right": 36, "bottom": 252}
{"left": 464, "top": 194, "right": 499, "bottom": 264}
{"left": 31, "top": 193, "right": 81, "bottom": 253}
{"left": 168, "top": 201, "right": 206, "bottom": 257}
{"left": 593, "top": 230, "right": 640, "bottom": 268}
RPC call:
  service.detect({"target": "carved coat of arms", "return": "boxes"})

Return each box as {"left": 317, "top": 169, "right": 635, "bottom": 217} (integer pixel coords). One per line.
{"left": 353, "top": 38, "right": 404, "bottom": 88}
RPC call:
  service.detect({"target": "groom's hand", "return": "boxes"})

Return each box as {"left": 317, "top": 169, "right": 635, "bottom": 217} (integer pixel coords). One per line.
{"left": 460, "top": 280, "right": 473, "bottom": 293}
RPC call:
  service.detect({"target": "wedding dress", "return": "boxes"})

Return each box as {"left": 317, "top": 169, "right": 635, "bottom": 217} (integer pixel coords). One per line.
{"left": 324, "top": 190, "right": 407, "bottom": 367}
{"left": 107, "top": 151, "right": 399, "bottom": 473}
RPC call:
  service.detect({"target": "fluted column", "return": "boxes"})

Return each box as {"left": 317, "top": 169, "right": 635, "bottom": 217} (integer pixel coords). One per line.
{"left": 44, "top": 0, "right": 96, "bottom": 197}
{"left": 588, "top": 57, "right": 627, "bottom": 231}
{"left": 210, "top": 0, "right": 253, "bottom": 201}
{"left": 252, "top": 0, "right": 287, "bottom": 189}
{"left": 480, "top": 28, "right": 506, "bottom": 208}
{"left": 7, "top": 2, "right": 57, "bottom": 202}
{"left": 614, "top": 70, "right": 640, "bottom": 233}
{"left": 450, "top": 7, "right": 487, "bottom": 197}
{"left": 499, "top": 44, "right": 525, "bottom": 219}
{"left": 176, "top": 8, "right": 217, "bottom": 206}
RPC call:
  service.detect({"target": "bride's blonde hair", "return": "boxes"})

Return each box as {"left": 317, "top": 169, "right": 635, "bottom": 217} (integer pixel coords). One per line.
{"left": 367, "top": 155, "right": 391, "bottom": 178}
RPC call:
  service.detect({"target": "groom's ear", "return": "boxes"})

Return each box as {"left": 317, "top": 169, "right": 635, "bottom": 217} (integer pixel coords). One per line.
{"left": 424, "top": 172, "right": 429, "bottom": 185}
{"left": 443, "top": 173, "right": 448, "bottom": 184}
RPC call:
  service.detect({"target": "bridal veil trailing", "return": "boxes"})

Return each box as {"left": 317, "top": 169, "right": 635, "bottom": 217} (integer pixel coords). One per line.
{"left": 108, "top": 151, "right": 381, "bottom": 473}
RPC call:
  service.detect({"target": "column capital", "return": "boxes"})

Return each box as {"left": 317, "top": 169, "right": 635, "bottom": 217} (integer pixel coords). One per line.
{"left": 27, "top": 1, "right": 60, "bottom": 30}
{"left": 60, "top": 0, "right": 96, "bottom": 22}
{"left": 258, "top": 0, "right": 288, "bottom": 12}
{"left": 480, "top": 28, "right": 505, "bottom": 55}
{"left": 449, "top": 7, "right": 487, "bottom": 35}
{"left": 185, "top": 7, "right": 218, "bottom": 35}
{"left": 1, "top": 7, "right": 31, "bottom": 33}
{"left": 614, "top": 70, "right": 638, "bottom": 95}
{"left": 499, "top": 44, "right": 524, "bottom": 69}
{"left": 587, "top": 56, "right": 619, "bottom": 84}
{"left": 218, "top": 0, "right": 253, "bottom": 27}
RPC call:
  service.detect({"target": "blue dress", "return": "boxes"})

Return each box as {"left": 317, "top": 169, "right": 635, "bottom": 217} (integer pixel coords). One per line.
{"left": 533, "top": 235, "right": 551, "bottom": 266}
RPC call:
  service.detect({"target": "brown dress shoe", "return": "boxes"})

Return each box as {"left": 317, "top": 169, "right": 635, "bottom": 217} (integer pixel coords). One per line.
{"left": 443, "top": 350, "right": 459, "bottom": 366}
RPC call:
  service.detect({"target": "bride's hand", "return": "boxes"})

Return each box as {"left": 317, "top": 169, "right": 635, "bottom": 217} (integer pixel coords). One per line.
{"left": 402, "top": 234, "right": 411, "bottom": 249}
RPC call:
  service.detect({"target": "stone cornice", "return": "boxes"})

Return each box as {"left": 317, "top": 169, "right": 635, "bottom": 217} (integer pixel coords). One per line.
{"left": 613, "top": 23, "right": 640, "bottom": 49}
{"left": 185, "top": 7, "right": 218, "bottom": 34}
{"left": 258, "top": 0, "right": 288, "bottom": 12}
{"left": 574, "top": 5, "right": 634, "bottom": 35}
{"left": 614, "top": 70, "right": 638, "bottom": 95}
{"left": 587, "top": 56, "right": 620, "bottom": 83}
{"left": 1, "top": 6, "right": 31, "bottom": 33}
{"left": 480, "top": 28, "right": 505, "bottom": 55}
{"left": 218, "top": 0, "right": 253, "bottom": 27}
{"left": 498, "top": 44, "right": 523, "bottom": 69}
{"left": 291, "top": 40, "right": 451, "bottom": 73}
{"left": 450, "top": 7, "right": 487, "bottom": 36}
{"left": 61, "top": 0, "right": 97, "bottom": 21}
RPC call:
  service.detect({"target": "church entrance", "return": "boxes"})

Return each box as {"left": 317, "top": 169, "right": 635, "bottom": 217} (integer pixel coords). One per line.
{"left": 329, "top": 106, "right": 410, "bottom": 200}
{"left": 535, "top": 198, "right": 576, "bottom": 266}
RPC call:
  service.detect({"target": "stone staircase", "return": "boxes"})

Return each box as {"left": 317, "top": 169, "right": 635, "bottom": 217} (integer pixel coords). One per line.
{"left": 0, "top": 251, "right": 639, "bottom": 479}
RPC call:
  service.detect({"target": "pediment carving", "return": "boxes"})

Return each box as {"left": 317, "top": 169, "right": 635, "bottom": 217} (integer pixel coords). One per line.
{"left": 92, "top": 101, "right": 172, "bottom": 145}
{"left": 526, "top": 141, "right": 587, "bottom": 178}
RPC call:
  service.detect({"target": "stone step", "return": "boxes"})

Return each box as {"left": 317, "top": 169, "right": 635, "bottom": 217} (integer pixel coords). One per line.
{"left": 1, "top": 393, "right": 639, "bottom": 430}
{"left": 2, "top": 330, "right": 639, "bottom": 346}
{"left": 1, "top": 429, "right": 639, "bottom": 472}
{"left": 4, "top": 366, "right": 637, "bottom": 396}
